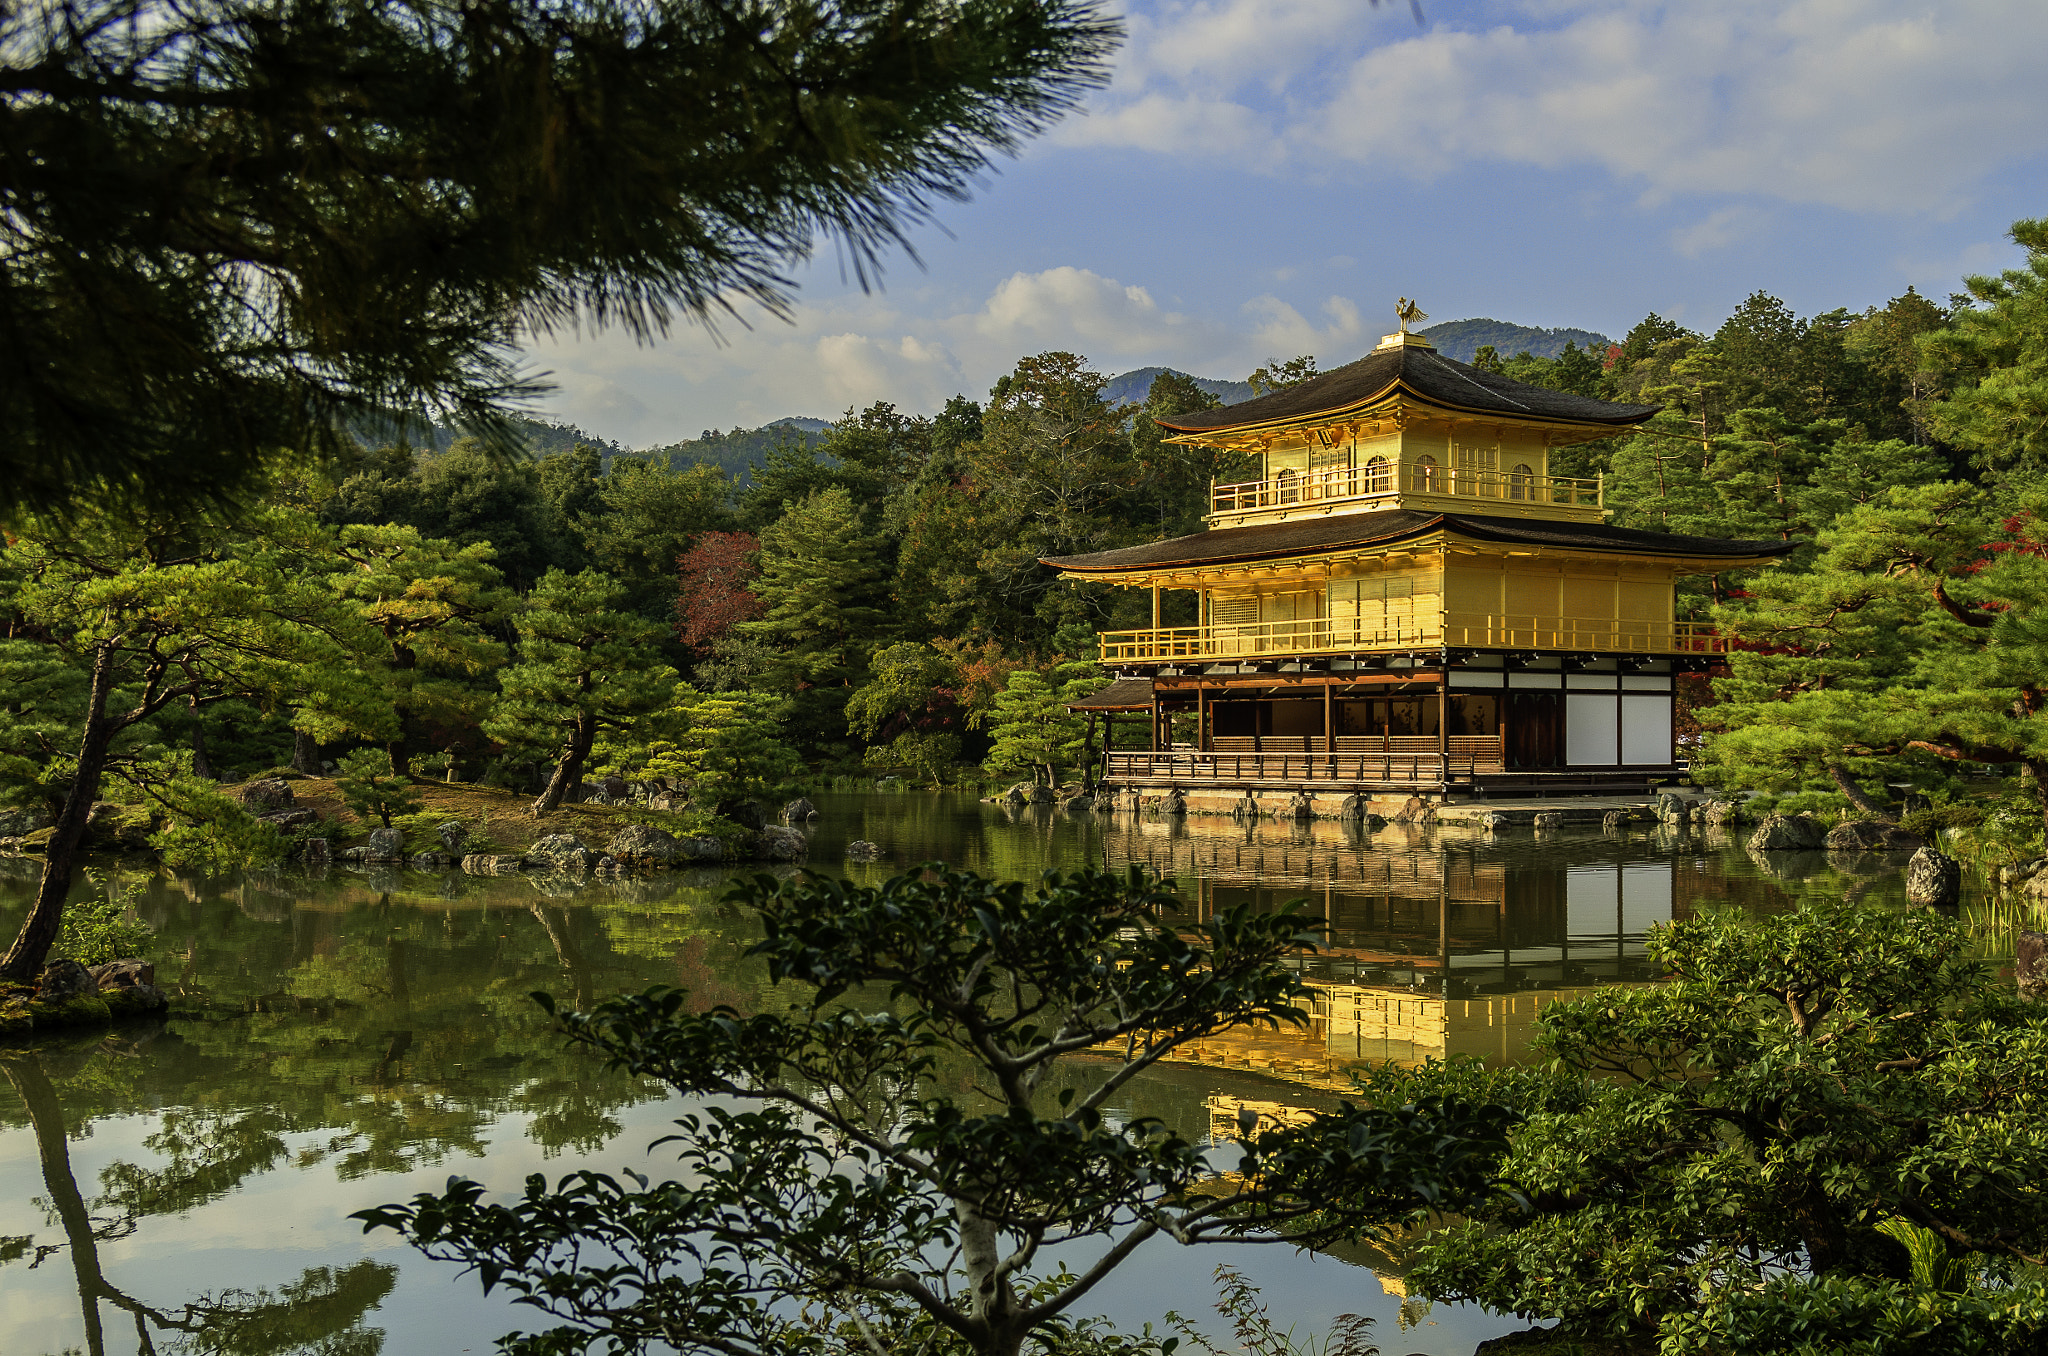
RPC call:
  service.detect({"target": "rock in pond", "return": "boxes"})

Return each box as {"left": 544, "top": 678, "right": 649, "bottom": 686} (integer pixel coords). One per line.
{"left": 526, "top": 833, "right": 591, "bottom": 871}
{"left": 461, "top": 853, "right": 526, "bottom": 876}
{"left": 607, "top": 822, "right": 684, "bottom": 867}
{"left": 755, "top": 825, "right": 808, "bottom": 862}
{"left": 782, "top": 797, "right": 818, "bottom": 822}
{"left": 1823, "top": 819, "right": 1925, "bottom": 853}
{"left": 1747, "top": 814, "right": 1826, "bottom": 852}
{"left": 845, "top": 840, "right": 883, "bottom": 863}
{"left": 1060, "top": 793, "right": 1096, "bottom": 812}
{"left": 2018, "top": 930, "right": 2048, "bottom": 997}
{"left": 1533, "top": 811, "right": 1565, "bottom": 833}
{"left": 1905, "top": 846, "right": 1962, "bottom": 906}
{"left": 34, "top": 959, "right": 96, "bottom": 1001}
{"left": 89, "top": 959, "right": 155, "bottom": 990}
{"left": 365, "top": 826, "right": 406, "bottom": 861}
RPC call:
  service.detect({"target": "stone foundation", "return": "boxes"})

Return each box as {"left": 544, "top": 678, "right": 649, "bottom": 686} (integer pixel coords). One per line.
{"left": 1094, "top": 784, "right": 1656, "bottom": 826}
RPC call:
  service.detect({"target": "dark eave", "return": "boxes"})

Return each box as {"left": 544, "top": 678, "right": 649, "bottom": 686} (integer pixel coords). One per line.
{"left": 1157, "top": 344, "right": 1656, "bottom": 434}
{"left": 1042, "top": 510, "right": 1798, "bottom": 574}
{"left": 1065, "top": 676, "right": 1157, "bottom": 711}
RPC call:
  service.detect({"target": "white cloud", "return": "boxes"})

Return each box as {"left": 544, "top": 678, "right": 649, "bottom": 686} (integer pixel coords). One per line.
{"left": 1074, "top": 0, "right": 2048, "bottom": 215}
{"left": 1670, "top": 206, "right": 1767, "bottom": 259}
{"left": 520, "top": 266, "right": 1373, "bottom": 446}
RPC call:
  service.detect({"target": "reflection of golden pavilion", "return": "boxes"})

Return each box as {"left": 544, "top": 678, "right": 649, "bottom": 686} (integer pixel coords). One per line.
{"left": 1049, "top": 317, "right": 1796, "bottom": 798}
{"left": 1099, "top": 814, "right": 1718, "bottom": 1074}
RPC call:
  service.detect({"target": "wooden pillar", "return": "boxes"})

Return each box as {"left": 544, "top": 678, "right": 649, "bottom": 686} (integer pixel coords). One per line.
{"left": 1437, "top": 675, "right": 1451, "bottom": 794}
{"left": 1151, "top": 586, "right": 1162, "bottom": 630}
{"left": 1151, "top": 693, "right": 1163, "bottom": 753}
{"left": 1198, "top": 685, "right": 1209, "bottom": 753}
{"left": 1323, "top": 679, "right": 1335, "bottom": 777}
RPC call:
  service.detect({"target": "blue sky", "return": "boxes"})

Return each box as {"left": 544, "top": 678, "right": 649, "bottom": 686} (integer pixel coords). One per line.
{"left": 522, "top": 0, "right": 2048, "bottom": 447}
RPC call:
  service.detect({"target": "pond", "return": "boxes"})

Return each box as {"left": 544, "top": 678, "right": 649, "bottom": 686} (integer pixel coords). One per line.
{"left": 0, "top": 793, "right": 2009, "bottom": 1356}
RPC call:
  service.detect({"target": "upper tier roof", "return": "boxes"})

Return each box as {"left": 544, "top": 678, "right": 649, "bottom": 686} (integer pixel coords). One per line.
{"left": 1043, "top": 510, "right": 1797, "bottom": 574}
{"left": 1157, "top": 341, "right": 1657, "bottom": 434}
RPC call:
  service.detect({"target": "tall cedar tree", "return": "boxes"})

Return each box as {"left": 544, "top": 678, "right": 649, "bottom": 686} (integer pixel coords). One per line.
{"left": 0, "top": 508, "right": 366, "bottom": 980}
{"left": 486, "top": 570, "right": 677, "bottom": 813}
{"left": 737, "top": 487, "right": 889, "bottom": 748}
{"left": 0, "top": 0, "right": 1121, "bottom": 518}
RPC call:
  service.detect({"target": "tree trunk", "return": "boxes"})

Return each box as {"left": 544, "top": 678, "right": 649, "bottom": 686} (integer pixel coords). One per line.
{"left": 4, "top": 1054, "right": 110, "bottom": 1356}
{"left": 189, "top": 705, "right": 215, "bottom": 781}
{"left": 1825, "top": 762, "right": 1892, "bottom": 820}
{"left": 532, "top": 718, "right": 597, "bottom": 814}
{"left": 291, "top": 728, "right": 322, "bottom": 775}
{"left": 1, "top": 653, "right": 118, "bottom": 982}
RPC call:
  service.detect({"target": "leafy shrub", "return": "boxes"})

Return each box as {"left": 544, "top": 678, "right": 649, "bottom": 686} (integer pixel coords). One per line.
{"left": 53, "top": 873, "right": 153, "bottom": 966}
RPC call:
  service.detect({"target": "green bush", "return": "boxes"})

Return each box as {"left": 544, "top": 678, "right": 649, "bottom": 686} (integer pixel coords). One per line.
{"left": 53, "top": 874, "right": 153, "bottom": 966}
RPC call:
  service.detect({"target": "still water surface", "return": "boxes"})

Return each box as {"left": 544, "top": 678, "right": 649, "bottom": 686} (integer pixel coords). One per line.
{"left": 0, "top": 793, "right": 2001, "bottom": 1356}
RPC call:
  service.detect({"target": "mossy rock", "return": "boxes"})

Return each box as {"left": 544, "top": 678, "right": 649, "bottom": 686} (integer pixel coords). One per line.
{"left": 26, "top": 994, "right": 113, "bottom": 1026}
{"left": 103, "top": 987, "right": 167, "bottom": 1018}
{"left": 16, "top": 827, "right": 53, "bottom": 853}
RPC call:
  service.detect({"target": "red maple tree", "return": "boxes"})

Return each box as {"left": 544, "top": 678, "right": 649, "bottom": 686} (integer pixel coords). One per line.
{"left": 674, "top": 531, "right": 763, "bottom": 656}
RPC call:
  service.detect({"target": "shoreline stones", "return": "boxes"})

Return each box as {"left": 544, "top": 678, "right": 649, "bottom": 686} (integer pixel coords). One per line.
{"left": 782, "top": 797, "right": 818, "bottom": 823}
{"left": 1823, "top": 819, "right": 1925, "bottom": 853}
{"left": 3, "top": 955, "right": 167, "bottom": 1037}
{"left": 1747, "top": 814, "right": 1826, "bottom": 853}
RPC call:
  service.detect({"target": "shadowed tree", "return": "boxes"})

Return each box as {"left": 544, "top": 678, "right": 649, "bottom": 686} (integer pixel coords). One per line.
{"left": 0, "top": 0, "right": 1123, "bottom": 518}
{"left": 359, "top": 865, "right": 1513, "bottom": 1356}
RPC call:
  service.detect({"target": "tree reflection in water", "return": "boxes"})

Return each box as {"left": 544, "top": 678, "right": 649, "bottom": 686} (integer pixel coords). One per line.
{"left": 2, "top": 1046, "right": 395, "bottom": 1356}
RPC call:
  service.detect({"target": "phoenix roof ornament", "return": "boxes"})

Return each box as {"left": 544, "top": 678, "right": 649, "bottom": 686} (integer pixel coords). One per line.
{"left": 1396, "top": 298, "right": 1428, "bottom": 333}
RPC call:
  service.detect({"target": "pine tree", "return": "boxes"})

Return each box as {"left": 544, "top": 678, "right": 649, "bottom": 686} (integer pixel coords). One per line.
{"left": 327, "top": 524, "right": 516, "bottom": 773}
{"left": 981, "top": 668, "right": 1095, "bottom": 787}
{"left": 1, "top": 0, "right": 1122, "bottom": 518}
{"left": 334, "top": 749, "right": 423, "bottom": 829}
{"left": 1924, "top": 217, "right": 2048, "bottom": 483}
{"left": 0, "top": 505, "right": 366, "bottom": 980}
{"left": 1704, "top": 482, "right": 2048, "bottom": 831}
{"left": 485, "top": 570, "right": 677, "bottom": 813}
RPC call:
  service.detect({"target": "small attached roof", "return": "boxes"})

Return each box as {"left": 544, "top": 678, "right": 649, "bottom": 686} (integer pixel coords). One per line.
{"left": 1043, "top": 509, "right": 1798, "bottom": 575}
{"left": 1158, "top": 342, "right": 1656, "bottom": 435}
{"left": 1065, "top": 676, "right": 1157, "bottom": 711}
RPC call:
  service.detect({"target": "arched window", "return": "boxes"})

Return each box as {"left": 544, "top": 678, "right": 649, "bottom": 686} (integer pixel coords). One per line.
{"left": 1413, "top": 455, "right": 1440, "bottom": 493}
{"left": 1276, "top": 466, "right": 1300, "bottom": 504}
{"left": 1362, "top": 455, "right": 1392, "bottom": 494}
{"left": 1509, "top": 462, "right": 1534, "bottom": 500}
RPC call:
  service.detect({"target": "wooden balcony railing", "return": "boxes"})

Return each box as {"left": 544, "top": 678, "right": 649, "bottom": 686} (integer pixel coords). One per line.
{"left": 1107, "top": 739, "right": 1503, "bottom": 786}
{"left": 1098, "top": 615, "right": 1725, "bottom": 663}
{"left": 1210, "top": 465, "right": 1603, "bottom": 516}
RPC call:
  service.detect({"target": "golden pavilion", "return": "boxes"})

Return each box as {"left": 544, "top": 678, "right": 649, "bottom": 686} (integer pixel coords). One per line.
{"left": 1043, "top": 314, "right": 1794, "bottom": 800}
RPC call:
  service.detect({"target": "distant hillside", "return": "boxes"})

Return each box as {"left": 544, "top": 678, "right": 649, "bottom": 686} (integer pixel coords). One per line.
{"left": 361, "top": 412, "right": 629, "bottom": 460}
{"left": 1102, "top": 367, "right": 1255, "bottom": 408}
{"left": 643, "top": 420, "right": 831, "bottom": 484}
{"left": 1420, "top": 318, "right": 1615, "bottom": 363}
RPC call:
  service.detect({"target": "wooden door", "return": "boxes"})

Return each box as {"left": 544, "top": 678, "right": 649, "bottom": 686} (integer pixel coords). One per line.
{"left": 1507, "top": 691, "right": 1563, "bottom": 768}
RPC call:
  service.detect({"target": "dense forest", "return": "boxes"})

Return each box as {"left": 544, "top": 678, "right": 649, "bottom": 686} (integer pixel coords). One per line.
{"left": 5, "top": 219, "right": 2047, "bottom": 856}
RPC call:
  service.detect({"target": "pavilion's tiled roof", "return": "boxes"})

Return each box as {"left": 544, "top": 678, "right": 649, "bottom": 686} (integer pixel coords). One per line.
{"left": 1156, "top": 344, "right": 1657, "bottom": 433}
{"left": 1043, "top": 510, "right": 1797, "bottom": 573}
